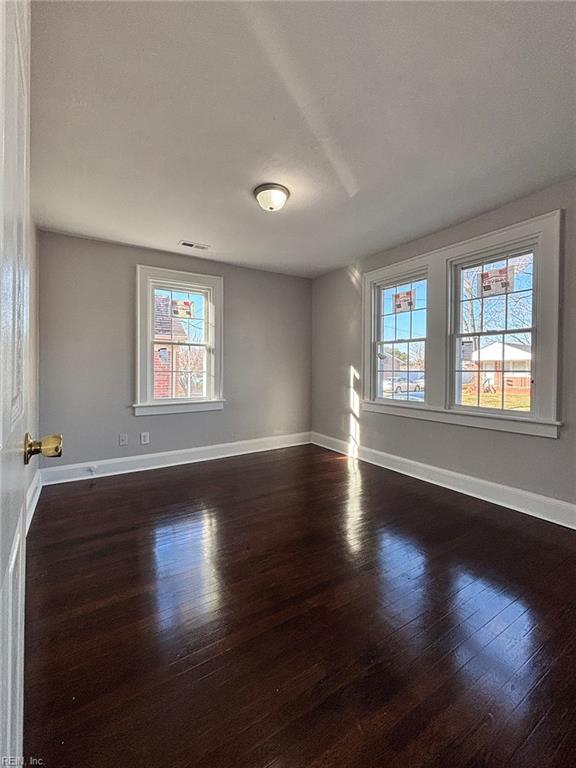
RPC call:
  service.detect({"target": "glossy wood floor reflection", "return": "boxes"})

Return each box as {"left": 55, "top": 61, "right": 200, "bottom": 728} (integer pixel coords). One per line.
{"left": 25, "top": 446, "right": 576, "bottom": 767}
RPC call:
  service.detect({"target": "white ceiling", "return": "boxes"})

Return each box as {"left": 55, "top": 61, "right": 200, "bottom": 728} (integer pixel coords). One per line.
{"left": 31, "top": 1, "right": 576, "bottom": 277}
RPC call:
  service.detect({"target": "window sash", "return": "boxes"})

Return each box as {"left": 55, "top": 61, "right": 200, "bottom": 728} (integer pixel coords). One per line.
{"left": 450, "top": 251, "right": 535, "bottom": 415}
{"left": 372, "top": 272, "right": 428, "bottom": 403}
{"left": 151, "top": 341, "right": 211, "bottom": 400}
{"left": 136, "top": 265, "right": 223, "bottom": 410}
{"left": 150, "top": 284, "right": 214, "bottom": 402}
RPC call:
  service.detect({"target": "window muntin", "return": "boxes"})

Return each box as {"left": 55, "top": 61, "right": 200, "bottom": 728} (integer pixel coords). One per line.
{"left": 152, "top": 287, "right": 209, "bottom": 400}
{"left": 376, "top": 277, "right": 427, "bottom": 402}
{"left": 454, "top": 251, "right": 534, "bottom": 413}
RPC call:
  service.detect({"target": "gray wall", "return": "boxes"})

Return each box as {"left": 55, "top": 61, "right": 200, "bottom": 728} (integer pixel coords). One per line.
{"left": 39, "top": 179, "right": 576, "bottom": 502}
{"left": 312, "top": 177, "right": 576, "bottom": 503}
{"left": 39, "top": 232, "right": 311, "bottom": 464}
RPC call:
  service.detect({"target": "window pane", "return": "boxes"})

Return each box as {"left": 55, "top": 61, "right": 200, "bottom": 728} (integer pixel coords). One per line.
{"left": 461, "top": 264, "right": 482, "bottom": 300}
{"left": 482, "top": 295, "right": 506, "bottom": 332}
{"left": 504, "top": 332, "right": 532, "bottom": 370}
{"left": 171, "top": 291, "right": 193, "bottom": 318}
{"left": 153, "top": 290, "right": 172, "bottom": 340}
{"left": 503, "top": 373, "right": 531, "bottom": 412}
{"left": 392, "top": 377, "right": 408, "bottom": 400}
{"left": 377, "top": 343, "right": 395, "bottom": 372}
{"left": 172, "top": 319, "right": 205, "bottom": 344}
{"left": 396, "top": 311, "right": 410, "bottom": 339}
{"left": 456, "top": 336, "right": 479, "bottom": 370}
{"left": 413, "top": 279, "right": 427, "bottom": 309}
{"left": 408, "top": 342, "right": 425, "bottom": 400}
{"left": 411, "top": 309, "right": 426, "bottom": 339}
{"left": 459, "top": 299, "right": 481, "bottom": 334}
{"left": 189, "top": 319, "right": 205, "bottom": 343}
{"left": 172, "top": 318, "right": 189, "bottom": 341}
{"left": 174, "top": 345, "right": 190, "bottom": 372}
{"left": 482, "top": 258, "right": 507, "bottom": 275}
{"left": 478, "top": 334, "right": 504, "bottom": 369}
{"left": 190, "top": 293, "right": 206, "bottom": 320}
{"left": 153, "top": 371, "right": 172, "bottom": 399}
{"left": 189, "top": 346, "right": 206, "bottom": 372}
{"left": 382, "top": 287, "right": 395, "bottom": 315}
{"left": 377, "top": 371, "right": 394, "bottom": 399}
{"left": 455, "top": 369, "right": 479, "bottom": 407}
{"left": 480, "top": 261, "right": 510, "bottom": 298}
{"left": 174, "top": 371, "right": 190, "bottom": 398}
{"left": 394, "top": 342, "right": 408, "bottom": 367}
{"left": 190, "top": 373, "right": 207, "bottom": 397}
{"left": 381, "top": 315, "right": 396, "bottom": 341}
{"left": 154, "top": 344, "right": 172, "bottom": 371}
{"left": 509, "top": 253, "right": 533, "bottom": 292}
{"left": 479, "top": 372, "right": 503, "bottom": 409}
{"left": 408, "top": 341, "right": 425, "bottom": 371}
{"left": 507, "top": 291, "right": 532, "bottom": 330}
{"left": 392, "top": 343, "right": 408, "bottom": 400}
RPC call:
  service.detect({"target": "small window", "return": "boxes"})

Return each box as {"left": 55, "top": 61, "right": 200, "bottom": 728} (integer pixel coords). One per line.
{"left": 376, "top": 277, "right": 427, "bottom": 402}
{"left": 454, "top": 251, "right": 534, "bottom": 413}
{"left": 135, "top": 266, "right": 223, "bottom": 415}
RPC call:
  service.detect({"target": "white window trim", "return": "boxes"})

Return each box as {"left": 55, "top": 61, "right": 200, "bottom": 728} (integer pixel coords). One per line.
{"left": 134, "top": 265, "right": 224, "bottom": 416}
{"left": 362, "top": 210, "right": 562, "bottom": 438}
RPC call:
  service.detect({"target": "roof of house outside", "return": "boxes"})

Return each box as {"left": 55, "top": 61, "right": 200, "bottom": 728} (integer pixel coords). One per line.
{"left": 471, "top": 342, "right": 531, "bottom": 361}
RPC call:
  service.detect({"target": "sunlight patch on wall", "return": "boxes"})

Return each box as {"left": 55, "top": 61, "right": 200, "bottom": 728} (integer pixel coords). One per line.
{"left": 348, "top": 365, "right": 361, "bottom": 458}
{"left": 347, "top": 265, "right": 362, "bottom": 292}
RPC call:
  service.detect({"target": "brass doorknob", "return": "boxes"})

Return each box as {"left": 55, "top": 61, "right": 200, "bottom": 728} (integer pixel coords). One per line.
{"left": 24, "top": 433, "right": 63, "bottom": 465}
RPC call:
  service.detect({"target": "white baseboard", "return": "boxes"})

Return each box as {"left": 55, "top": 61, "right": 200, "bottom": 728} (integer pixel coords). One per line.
{"left": 25, "top": 470, "right": 42, "bottom": 535}
{"left": 311, "top": 431, "right": 576, "bottom": 531}
{"left": 32, "top": 429, "right": 576, "bottom": 533}
{"left": 41, "top": 431, "right": 312, "bottom": 486}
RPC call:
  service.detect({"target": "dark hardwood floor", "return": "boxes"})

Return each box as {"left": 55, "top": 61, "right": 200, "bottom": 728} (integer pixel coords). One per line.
{"left": 25, "top": 445, "right": 576, "bottom": 767}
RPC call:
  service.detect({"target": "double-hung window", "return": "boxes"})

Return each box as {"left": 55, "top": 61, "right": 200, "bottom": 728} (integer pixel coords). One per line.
{"left": 135, "top": 266, "right": 223, "bottom": 415}
{"left": 376, "top": 276, "right": 427, "bottom": 402}
{"left": 453, "top": 251, "right": 534, "bottom": 413}
{"left": 363, "top": 211, "right": 561, "bottom": 437}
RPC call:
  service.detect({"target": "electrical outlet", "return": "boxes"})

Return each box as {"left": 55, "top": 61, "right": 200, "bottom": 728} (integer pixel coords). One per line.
{"left": 140, "top": 431, "right": 150, "bottom": 445}
{"left": 118, "top": 433, "right": 128, "bottom": 447}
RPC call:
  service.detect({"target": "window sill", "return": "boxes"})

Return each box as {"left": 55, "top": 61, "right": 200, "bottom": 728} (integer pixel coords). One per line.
{"left": 133, "top": 399, "right": 225, "bottom": 416}
{"left": 361, "top": 400, "right": 560, "bottom": 438}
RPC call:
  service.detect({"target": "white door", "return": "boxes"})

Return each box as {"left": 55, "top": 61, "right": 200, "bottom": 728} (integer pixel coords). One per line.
{"left": 0, "top": 0, "right": 31, "bottom": 759}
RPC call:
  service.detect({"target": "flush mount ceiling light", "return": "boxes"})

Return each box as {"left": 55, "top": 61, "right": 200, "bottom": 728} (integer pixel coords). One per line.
{"left": 254, "top": 183, "right": 290, "bottom": 212}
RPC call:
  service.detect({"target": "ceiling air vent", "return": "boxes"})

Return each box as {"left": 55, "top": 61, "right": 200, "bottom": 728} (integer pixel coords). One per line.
{"left": 178, "top": 240, "right": 211, "bottom": 251}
